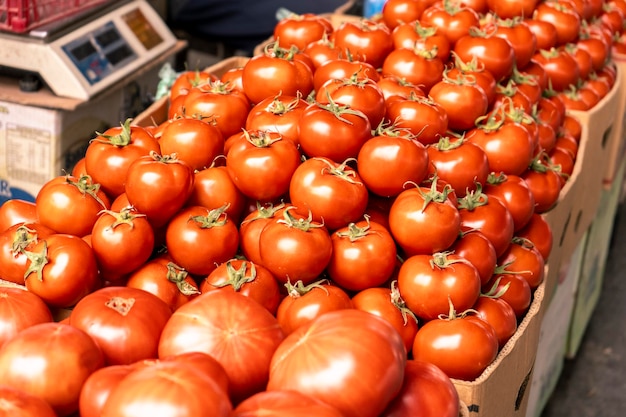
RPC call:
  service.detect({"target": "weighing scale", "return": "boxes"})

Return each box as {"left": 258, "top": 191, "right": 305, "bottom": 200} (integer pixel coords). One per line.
{"left": 0, "top": 0, "right": 178, "bottom": 101}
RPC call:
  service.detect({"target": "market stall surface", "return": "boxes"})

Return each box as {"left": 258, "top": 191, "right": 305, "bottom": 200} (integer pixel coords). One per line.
{"left": 541, "top": 201, "right": 626, "bottom": 417}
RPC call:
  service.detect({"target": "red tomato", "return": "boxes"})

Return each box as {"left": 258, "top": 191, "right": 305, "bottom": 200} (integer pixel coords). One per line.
{"left": 381, "top": 47, "right": 444, "bottom": 94}
{"left": 412, "top": 311, "right": 498, "bottom": 380}
{"left": 158, "top": 290, "right": 285, "bottom": 404}
{"left": 158, "top": 117, "right": 224, "bottom": 171}
{"left": 384, "top": 94, "right": 449, "bottom": 145}
{"left": 232, "top": 390, "right": 344, "bottom": 417}
{"left": 90, "top": 208, "right": 155, "bottom": 278}
{"left": 268, "top": 309, "right": 407, "bottom": 417}
{"left": 532, "top": 47, "right": 580, "bottom": 92}
{"left": 313, "top": 58, "right": 380, "bottom": 92}
{"left": 522, "top": 155, "right": 563, "bottom": 213}
{"left": 447, "top": 54, "right": 498, "bottom": 107}
{"left": 0, "top": 199, "right": 37, "bottom": 232}
{"left": 186, "top": 165, "right": 247, "bottom": 224}
{"left": 245, "top": 94, "right": 308, "bottom": 146}
{"left": 486, "top": 0, "right": 540, "bottom": 19}
{"left": 200, "top": 259, "right": 281, "bottom": 315}
{"left": 420, "top": 1, "right": 481, "bottom": 46}
{"left": 24, "top": 233, "right": 100, "bottom": 308}
{"left": 389, "top": 181, "right": 461, "bottom": 256}
{"left": 525, "top": 17, "right": 558, "bottom": 51}
{"left": 449, "top": 229, "right": 498, "bottom": 286}
{"left": 381, "top": 360, "right": 460, "bottom": 417}
{"left": 398, "top": 252, "right": 481, "bottom": 321}
{"left": 239, "top": 202, "right": 287, "bottom": 265}
{"left": 273, "top": 13, "right": 334, "bottom": 51}
{"left": 165, "top": 205, "right": 239, "bottom": 276}
{"left": 258, "top": 207, "right": 333, "bottom": 285}
{"left": 473, "top": 295, "right": 518, "bottom": 348}
{"left": 483, "top": 272, "right": 532, "bottom": 318}
{"left": 124, "top": 152, "right": 194, "bottom": 228}
{"left": 327, "top": 217, "right": 398, "bottom": 291}
{"left": 0, "top": 223, "right": 55, "bottom": 285}
{"left": 276, "top": 280, "right": 353, "bottom": 335}
{"left": 84, "top": 119, "right": 160, "bottom": 199}
{"left": 0, "top": 287, "right": 52, "bottom": 350}
{"left": 454, "top": 29, "right": 516, "bottom": 82}
{"left": 226, "top": 130, "right": 301, "bottom": 202}
{"left": 298, "top": 99, "right": 372, "bottom": 163}
{"left": 242, "top": 47, "right": 314, "bottom": 104}
{"left": 352, "top": 284, "right": 419, "bottom": 354}
{"left": 303, "top": 35, "right": 344, "bottom": 70}
{"left": 78, "top": 364, "right": 136, "bottom": 417}
{"left": 0, "top": 385, "right": 57, "bottom": 417}
{"left": 382, "top": 0, "right": 433, "bottom": 29}
{"left": 169, "top": 69, "right": 216, "bottom": 101}
{"left": 392, "top": 21, "right": 451, "bottom": 62}
{"left": 516, "top": 212, "right": 553, "bottom": 261}
{"left": 493, "top": 18, "right": 537, "bottom": 69}
{"left": 0, "top": 322, "right": 104, "bottom": 416}
{"left": 101, "top": 361, "right": 232, "bottom": 417}
{"left": 498, "top": 237, "right": 546, "bottom": 289}
{"left": 125, "top": 256, "right": 201, "bottom": 312}
{"left": 332, "top": 19, "right": 394, "bottom": 69}
{"left": 289, "top": 157, "right": 369, "bottom": 231}
{"left": 484, "top": 172, "right": 536, "bottom": 231}
{"left": 357, "top": 125, "right": 429, "bottom": 197}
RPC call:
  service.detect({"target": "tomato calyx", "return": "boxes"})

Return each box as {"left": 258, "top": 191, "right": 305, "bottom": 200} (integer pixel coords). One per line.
{"left": 412, "top": 176, "right": 454, "bottom": 212}
{"left": 492, "top": 261, "right": 533, "bottom": 279}
{"left": 242, "top": 129, "right": 284, "bottom": 148}
{"left": 468, "top": 25, "right": 497, "bottom": 39}
{"left": 474, "top": 106, "right": 506, "bottom": 133}
{"left": 511, "top": 236, "right": 538, "bottom": 250}
{"left": 486, "top": 171, "right": 508, "bottom": 186}
{"left": 457, "top": 183, "right": 489, "bottom": 210}
{"left": 451, "top": 51, "right": 486, "bottom": 73}
{"left": 99, "top": 207, "right": 147, "bottom": 231}
{"left": 441, "top": 67, "right": 479, "bottom": 87}
{"left": 277, "top": 206, "right": 326, "bottom": 232}
{"left": 511, "top": 65, "right": 540, "bottom": 88}
{"left": 316, "top": 157, "right": 363, "bottom": 185}
{"left": 189, "top": 204, "right": 230, "bottom": 229}
{"left": 10, "top": 225, "right": 39, "bottom": 255}
{"left": 22, "top": 240, "right": 49, "bottom": 282}
{"left": 538, "top": 47, "right": 561, "bottom": 59}
{"left": 196, "top": 79, "right": 239, "bottom": 95}
{"left": 209, "top": 260, "right": 258, "bottom": 292}
{"left": 438, "top": 296, "right": 478, "bottom": 321}
{"left": 105, "top": 296, "right": 136, "bottom": 316}
{"left": 494, "top": 16, "right": 524, "bottom": 28}
{"left": 284, "top": 278, "right": 329, "bottom": 298}
{"left": 266, "top": 93, "right": 304, "bottom": 116}
{"left": 390, "top": 280, "right": 419, "bottom": 326}
{"left": 413, "top": 45, "right": 439, "bottom": 60}
{"left": 315, "top": 93, "right": 369, "bottom": 125}
{"left": 481, "top": 276, "right": 511, "bottom": 299}
{"left": 429, "top": 251, "right": 474, "bottom": 271}
{"left": 335, "top": 215, "right": 379, "bottom": 242}
{"left": 240, "top": 202, "right": 286, "bottom": 226}
{"left": 500, "top": 100, "right": 535, "bottom": 126}
{"left": 440, "top": 0, "right": 467, "bottom": 15}
{"left": 528, "top": 151, "right": 564, "bottom": 179}
{"left": 374, "top": 120, "right": 419, "bottom": 141}
{"left": 66, "top": 174, "right": 108, "bottom": 209}
{"left": 166, "top": 262, "right": 200, "bottom": 295}
{"left": 147, "top": 150, "right": 187, "bottom": 165}
{"left": 412, "top": 20, "right": 437, "bottom": 38}
{"left": 431, "top": 134, "right": 465, "bottom": 152}
{"left": 93, "top": 118, "right": 134, "bottom": 147}
{"left": 263, "top": 41, "right": 302, "bottom": 61}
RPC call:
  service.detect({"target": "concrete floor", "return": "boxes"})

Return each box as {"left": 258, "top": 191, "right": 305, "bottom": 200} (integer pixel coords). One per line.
{"left": 541, "top": 201, "right": 626, "bottom": 416}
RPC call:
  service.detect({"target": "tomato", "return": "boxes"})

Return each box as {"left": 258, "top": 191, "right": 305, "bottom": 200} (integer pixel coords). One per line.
{"left": 303, "top": 35, "right": 344, "bottom": 70}
{"left": 298, "top": 99, "right": 372, "bottom": 163}
{"left": 535, "top": 95, "right": 567, "bottom": 132}
{"left": 90, "top": 208, "right": 155, "bottom": 278}
{"left": 0, "top": 286, "right": 52, "bottom": 350}
{"left": 352, "top": 283, "right": 419, "bottom": 354}
{"left": 0, "top": 322, "right": 104, "bottom": 416}
{"left": 522, "top": 154, "right": 563, "bottom": 213}
{"left": 384, "top": 94, "right": 449, "bottom": 145}
{"left": 23, "top": 233, "right": 100, "bottom": 308}
{"left": 565, "top": 42, "right": 593, "bottom": 82}
{"left": 473, "top": 295, "right": 518, "bottom": 348}
{"left": 84, "top": 119, "right": 160, "bottom": 199}
{"left": 268, "top": 309, "right": 407, "bottom": 417}
{"left": 381, "top": 360, "right": 460, "bottom": 417}
{"left": 449, "top": 229, "right": 498, "bottom": 286}
{"left": 578, "top": 30, "right": 611, "bottom": 72}
{"left": 289, "top": 157, "right": 369, "bottom": 231}
{"left": 200, "top": 259, "right": 281, "bottom": 315}
{"left": 511, "top": 65, "right": 545, "bottom": 106}
{"left": 357, "top": 124, "right": 429, "bottom": 197}
{"left": 232, "top": 390, "right": 344, "bottom": 417}
{"left": 273, "top": 13, "right": 334, "bottom": 51}
{"left": 0, "top": 385, "right": 57, "bottom": 417}
{"left": 427, "top": 135, "right": 490, "bottom": 197}
{"left": 498, "top": 237, "right": 546, "bottom": 289}
{"left": 381, "top": 47, "right": 444, "bottom": 94}
{"left": 245, "top": 94, "right": 308, "bottom": 146}
{"left": 493, "top": 80, "right": 534, "bottom": 116}
{"left": 398, "top": 252, "right": 481, "bottom": 321}
{"left": 78, "top": 364, "right": 137, "bottom": 417}
{"left": 327, "top": 217, "right": 398, "bottom": 291}
{"left": 101, "top": 361, "right": 232, "bottom": 417}
{"left": 0, "top": 223, "right": 55, "bottom": 285}
{"left": 332, "top": 19, "right": 394, "bottom": 69}
{"left": 454, "top": 28, "right": 516, "bottom": 82}
{"left": 239, "top": 202, "right": 287, "bottom": 265}
{"left": 492, "top": 18, "right": 537, "bottom": 69}
{"left": 412, "top": 309, "right": 498, "bottom": 380}
{"left": 428, "top": 70, "right": 489, "bottom": 132}
{"left": 158, "top": 290, "right": 285, "bottom": 404}
{"left": 484, "top": 172, "right": 536, "bottom": 231}
{"left": 242, "top": 47, "right": 314, "bottom": 104}
{"left": 532, "top": 47, "right": 580, "bottom": 92}
{"left": 316, "top": 74, "right": 386, "bottom": 129}
{"left": 226, "top": 130, "right": 301, "bottom": 202}
{"left": 486, "top": 0, "right": 540, "bottom": 19}
{"left": 383, "top": 0, "right": 433, "bottom": 29}
{"left": 165, "top": 205, "right": 239, "bottom": 276}
{"left": 276, "top": 279, "right": 353, "bottom": 335}
{"left": 389, "top": 180, "right": 461, "bottom": 256}
{"left": 158, "top": 117, "right": 224, "bottom": 171}
{"left": 558, "top": 83, "right": 600, "bottom": 110}
{"left": 258, "top": 207, "right": 333, "bottom": 285}
{"left": 0, "top": 199, "right": 37, "bottom": 232}
{"left": 533, "top": 1, "right": 581, "bottom": 46}
{"left": 420, "top": 1, "right": 481, "bottom": 47}
{"left": 313, "top": 58, "right": 380, "bottom": 92}
{"left": 169, "top": 69, "right": 216, "bottom": 101}
{"left": 483, "top": 272, "right": 532, "bottom": 318}
{"left": 186, "top": 164, "right": 248, "bottom": 224}
{"left": 182, "top": 80, "right": 251, "bottom": 138}
{"left": 392, "top": 20, "right": 451, "bottom": 61}
{"left": 516, "top": 212, "right": 553, "bottom": 261}
{"left": 125, "top": 256, "right": 200, "bottom": 312}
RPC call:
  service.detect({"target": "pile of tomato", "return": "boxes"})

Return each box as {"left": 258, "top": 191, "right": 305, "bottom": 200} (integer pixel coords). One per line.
{"left": 0, "top": 0, "right": 624, "bottom": 416}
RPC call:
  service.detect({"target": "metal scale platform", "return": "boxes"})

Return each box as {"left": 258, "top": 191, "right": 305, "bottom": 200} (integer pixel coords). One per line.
{"left": 0, "top": 0, "right": 177, "bottom": 100}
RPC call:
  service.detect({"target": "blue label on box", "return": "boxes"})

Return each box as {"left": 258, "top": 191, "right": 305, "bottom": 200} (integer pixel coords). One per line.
{"left": 0, "top": 179, "right": 36, "bottom": 206}
{"left": 364, "top": 0, "right": 386, "bottom": 17}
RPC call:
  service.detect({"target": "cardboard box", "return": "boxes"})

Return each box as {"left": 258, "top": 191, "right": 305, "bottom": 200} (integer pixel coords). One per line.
{"left": 452, "top": 280, "right": 546, "bottom": 417}
{"left": 0, "top": 41, "right": 185, "bottom": 205}
{"left": 566, "top": 157, "right": 626, "bottom": 358}
{"left": 602, "top": 57, "right": 626, "bottom": 183}
{"left": 524, "top": 235, "right": 586, "bottom": 417}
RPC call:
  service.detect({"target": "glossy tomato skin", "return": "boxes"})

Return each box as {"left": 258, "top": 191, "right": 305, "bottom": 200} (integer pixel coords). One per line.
{"left": 0, "top": 322, "right": 104, "bottom": 417}
{"left": 483, "top": 273, "right": 532, "bottom": 318}
{"left": 158, "top": 290, "right": 285, "bottom": 405}
{"left": 233, "top": 390, "right": 344, "bottom": 417}
{"left": 420, "top": 1, "right": 480, "bottom": 47}
{"left": 533, "top": 1, "right": 581, "bottom": 46}
{"left": 382, "top": 0, "right": 432, "bottom": 30}
{"left": 532, "top": 48, "right": 580, "bottom": 92}
{"left": 486, "top": 0, "right": 539, "bottom": 19}
{"left": 273, "top": 13, "right": 333, "bottom": 51}
{"left": 78, "top": 364, "right": 136, "bottom": 417}
{"left": 238, "top": 202, "right": 287, "bottom": 265}
{"left": 332, "top": 19, "right": 394, "bottom": 69}
{"left": 0, "top": 222, "right": 55, "bottom": 285}
{"left": 498, "top": 239, "right": 546, "bottom": 289}
{"left": 428, "top": 75, "right": 489, "bottom": 132}
{"left": 313, "top": 58, "right": 380, "bottom": 92}
{"left": 453, "top": 31, "right": 516, "bottom": 82}
{"left": 268, "top": 309, "right": 407, "bottom": 417}
{"left": 516, "top": 212, "right": 553, "bottom": 261}
{"left": 0, "top": 385, "right": 58, "bottom": 417}
{"left": 289, "top": 157, "right": 369, "bottom": 231}
{"left": 245, "top": 94, "right": 308, "bottom": 146}
{"left": 0, "top": 287, "right": 53, "bottom": 350}
{"left": 391, "top": 21, "right": 451, "bottom": 63}
{"left": 473, "top": 295, "right": 518, "bottom": 348}
{"left": 24, "top": 233, "right": 100, "bottom": 308}
{"left": 186, "top": 165, "right": 247, "bottom": 224}
{"left": 385, "top": 94, "right": 449, "bottom": 145}
{"left": 381, "top": 48, "right": 444, "bottom": 94}
{"left": 493, "top": 19, "right": 538, "bottom": 69}
{"left": 449, "top": 230, "right": 498, "bottom": 286}
{"left": 101, "top": 361, "right": 232, "bottom": 417}
{"left": 0, "top": 199, "right": 38, "bottom": 232}
{"left": 158, "top": 117, "right": 224, "bottom": 171}
{"left": 484, "top": 173, "right": 536, "bottom": 231}
{"left": 381, "top": 360, "right": 460, "bottom": 417}
{"left": 412, "top": 314, "right": 499, "bottom": 381}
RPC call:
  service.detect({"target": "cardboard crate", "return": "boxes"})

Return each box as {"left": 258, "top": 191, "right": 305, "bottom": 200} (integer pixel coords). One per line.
{"left": 566, "top": 157, "right": 626, "bottom": 358}
{"left": 132, "top": 55, "right": 251, "bottom": 128}
{"left": 452, "top": 280, "right": 546, "bottom": 417}
{"left": 602, "top": 56, "right": 626, "bottom": 183}
{"left": 0, "top": 41, "right": 184, "bottom": 205}
{"left": 525, "top": 235, "right": 586, "bottom": 417}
